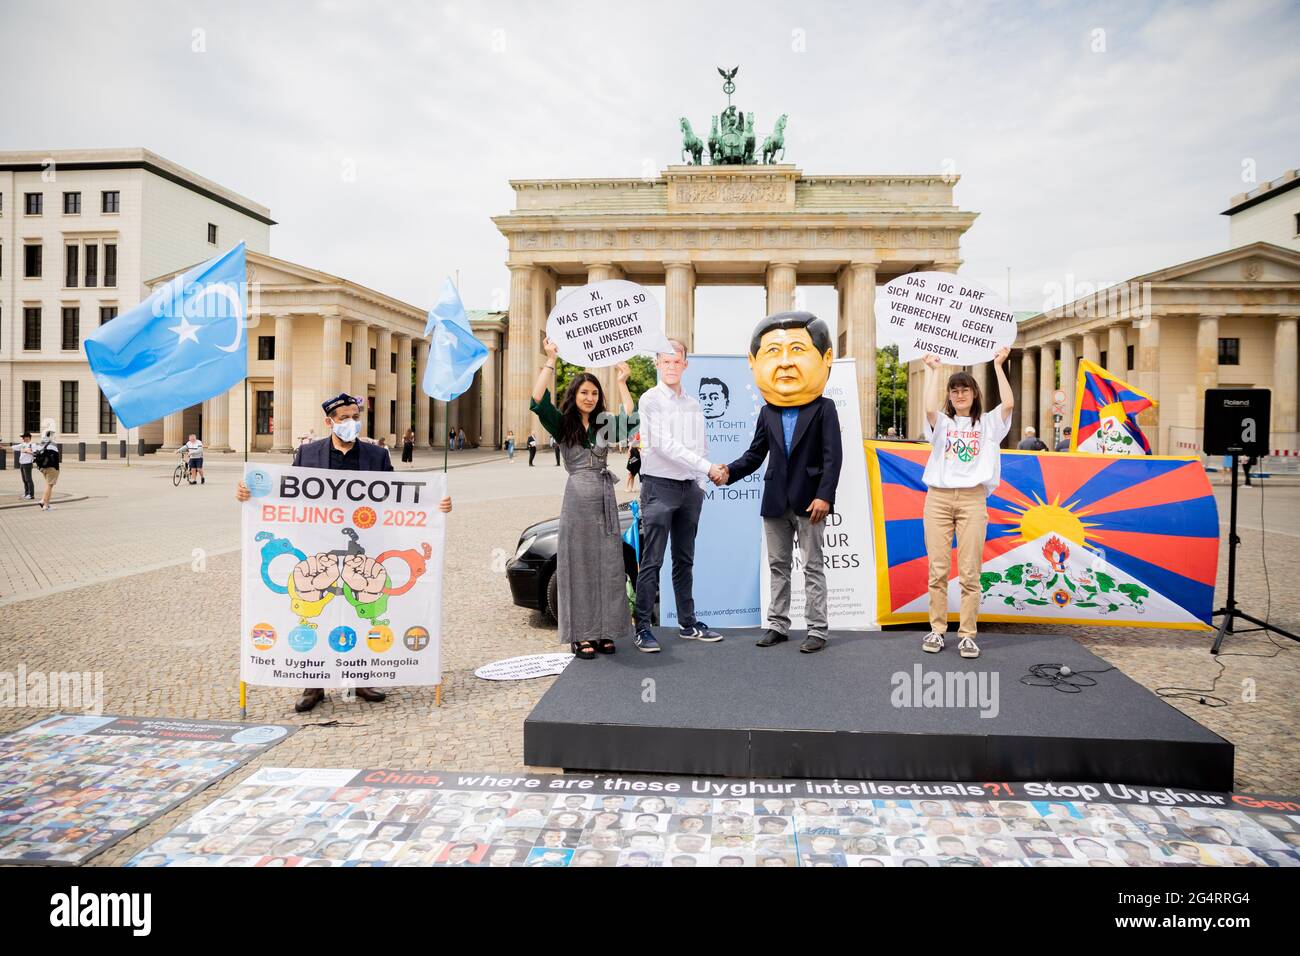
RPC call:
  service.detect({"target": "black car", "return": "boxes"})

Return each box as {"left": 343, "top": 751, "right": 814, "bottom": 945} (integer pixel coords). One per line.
{"left": 507, "top": 501, "right": 641, "bottom": 623}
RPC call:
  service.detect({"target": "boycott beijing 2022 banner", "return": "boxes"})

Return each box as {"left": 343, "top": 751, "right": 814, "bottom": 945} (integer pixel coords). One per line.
{"left": 240, "top": 463, "right": 447, "bottom": 688}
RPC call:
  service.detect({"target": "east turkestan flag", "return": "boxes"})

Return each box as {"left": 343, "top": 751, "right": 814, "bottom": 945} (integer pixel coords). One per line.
{"left": 421, "top": 277, "right": 488, "bottom": 402}
{"left": 85, "top": 242, "right": 248, "bottom": 428}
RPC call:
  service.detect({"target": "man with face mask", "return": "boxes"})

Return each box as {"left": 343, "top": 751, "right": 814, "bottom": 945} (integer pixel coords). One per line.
{"left": 235, "top": 392, "right": 451, "bottom": 712}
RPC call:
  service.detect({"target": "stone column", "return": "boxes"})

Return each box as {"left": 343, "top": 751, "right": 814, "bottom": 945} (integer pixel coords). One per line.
{"left": 1019, "top": 348, "right": 1037, "bottom": 443}
{"left": 1059, "top": 336, "right": 1078, "bottom": 416}
{"left": 322, "top": 314, "right": 344, "bottom": 398}
{"left": 373, "top": 328, "right": 394, "bottom": 446}
{"left": 1274, "top": 317, "right": 1298, "bottom": 435}
{"left": 504, "top": 264, "right": 536, "bottom": 444}
{"left": 842, "top": 260, "right": 879, "bottom": 437}
{"left": 1082, "top": 330, "right": 1101, "bottom": 367}
{"left": 1107, "top": 325, "right": 1127, "bottom": 374}
{"left": 432, "top": 397, "right": 448, "bottom": 450}
{"left": 414, "top": 338, "right": 431, "bottom": 448}
{"left": 1038, "top": 343, "right": 1055, "bottom": 442}
{"left": 395, "top": 334, "right": 413, "bottom": 447}
{"left": 765, "top": 261, "right": 797, "bottom": 315}
{"left": 204, "top": 389, "right": 231, "bottom": 452}
{"left": 1136, "top": 317, "right": 1161, "bottom": 448}
{"left": 271, "top": 314, "right": 294, "bottom": 453}
{"left": 1194, "top": 315, "right": 1219, "bottom": 431}
{"left": 664, "top": 260, "right": 695, "bottom": 349}
{"left": 481, "top": 336, "right": 500, "bottom": 448}
{"left": 350, "top": 321, "right": 370, "bottom": 401}
{"left": 162, "top": 411, "right": 186, "bottom": 451}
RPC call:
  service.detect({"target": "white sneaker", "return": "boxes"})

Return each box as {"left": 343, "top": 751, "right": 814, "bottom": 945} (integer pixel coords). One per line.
{"left": 958, "top": 637, "right": 980, "bottom": 659}
{"left": 922, "top": 632, "right": 945, "bottom": 653}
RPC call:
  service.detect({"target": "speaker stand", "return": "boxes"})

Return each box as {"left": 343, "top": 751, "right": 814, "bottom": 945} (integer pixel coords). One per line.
{"left": 1211, "top": 455, "right": 1300, "bottom": 654}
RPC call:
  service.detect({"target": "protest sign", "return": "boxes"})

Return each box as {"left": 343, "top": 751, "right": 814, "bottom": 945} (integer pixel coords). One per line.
{"left": 875, "top": 272, "right": 1017, "bottom": 365}
{"left": 474, "top": 654, "right": 573, "bottom": 681}
{"left": 0, "top": 714, "right": 293, "bottom": 865}
{"left": 545, "top": 279, "right": 674, "bottom": 367}
{"left": 240, "top": 463, "right": 446, "bottom": 689}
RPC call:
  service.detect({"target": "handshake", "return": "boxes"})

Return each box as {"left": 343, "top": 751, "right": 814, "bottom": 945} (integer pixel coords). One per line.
{"left": 707, "top": 463, "right": 730, "bottom": 486}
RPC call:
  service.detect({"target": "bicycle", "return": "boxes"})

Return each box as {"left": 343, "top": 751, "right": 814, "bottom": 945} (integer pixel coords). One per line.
{"left": 173, "top": 448, "right": 191, "bottom": 487}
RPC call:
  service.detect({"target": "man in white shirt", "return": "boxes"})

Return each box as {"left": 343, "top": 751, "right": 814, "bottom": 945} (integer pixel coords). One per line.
{"left": 183, "top": 434, "right": 205, "bottom": 485}
{"left": 632, "top": 340, "right": 726, "bottom": 652}
{"left": 12, "top": 431, "right": 35, "bottom": 500}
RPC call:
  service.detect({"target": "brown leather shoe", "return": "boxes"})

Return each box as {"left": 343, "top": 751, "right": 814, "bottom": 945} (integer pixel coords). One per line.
{"left": 354, "top": 687, "right": 387, "bottom": 703}
{"left": 294, "top": 688, "right": 325, "bottom": 713}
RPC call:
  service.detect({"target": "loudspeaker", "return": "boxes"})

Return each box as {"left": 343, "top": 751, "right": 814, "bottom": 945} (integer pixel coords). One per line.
{"left": 1203, "top": 388, "right": 1270, "bottom": 456}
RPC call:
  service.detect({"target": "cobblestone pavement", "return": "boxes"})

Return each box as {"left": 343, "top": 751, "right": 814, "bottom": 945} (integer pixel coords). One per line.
{"left": 0, "top": 455, "right": 1296, "bottom": 866}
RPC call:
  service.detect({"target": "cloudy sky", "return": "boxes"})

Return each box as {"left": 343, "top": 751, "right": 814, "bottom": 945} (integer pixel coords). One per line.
{"left": 4, "top": 0, "right": 1297, "bottom": 352}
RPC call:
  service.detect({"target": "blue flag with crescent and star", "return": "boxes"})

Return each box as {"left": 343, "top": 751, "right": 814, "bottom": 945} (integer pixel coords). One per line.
{"left": 421, "top": 277, "right": 488, "bottom": 402}
{"left": 84, "top": 242, "right": 248, "bottom": 428}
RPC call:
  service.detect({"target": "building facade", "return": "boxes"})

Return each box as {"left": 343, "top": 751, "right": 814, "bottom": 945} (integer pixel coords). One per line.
{"left": 1226, "top": 169, "right": 1300, "bottom": 252}
{"left": 0, "top": 148, "right": 273, "bottom": 445}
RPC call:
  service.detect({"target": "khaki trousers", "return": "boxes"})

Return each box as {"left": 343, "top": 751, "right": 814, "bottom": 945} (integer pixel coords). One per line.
{"left": 923, "top": 486, "right": 988, "bottom": 637}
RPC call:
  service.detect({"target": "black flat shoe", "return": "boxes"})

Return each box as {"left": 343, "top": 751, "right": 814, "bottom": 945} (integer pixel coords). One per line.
{"left": 594, "top": 639, "right": 616, "bottom": 655}
{"left": 756, "top": 630, "right": 788, "bottom": 647}
{"left": 572, "top": 641, "right": 596, "bottom": 660}
{"left": 799, "top": 635, "right": 828, "bottom": 654}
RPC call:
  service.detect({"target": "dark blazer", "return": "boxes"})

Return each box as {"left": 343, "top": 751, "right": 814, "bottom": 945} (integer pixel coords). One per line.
{"left": 292, "top": 437, "right": 394, "bottom": 472}
{"left": 725, "top": 396, "right": 843, "bottom": 519}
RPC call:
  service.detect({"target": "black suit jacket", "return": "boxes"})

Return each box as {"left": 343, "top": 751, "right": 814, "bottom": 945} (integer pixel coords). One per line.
{"left": 725, "top": 396, "right": 843, "bottom": 519}
{"left": 292, "top": 437, "right": 394, "bottom": 472}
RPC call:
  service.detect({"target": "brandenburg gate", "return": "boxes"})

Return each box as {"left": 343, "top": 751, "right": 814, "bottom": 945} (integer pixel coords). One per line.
{"left": 493, "top": 164, "right": 978, "bottom": 440}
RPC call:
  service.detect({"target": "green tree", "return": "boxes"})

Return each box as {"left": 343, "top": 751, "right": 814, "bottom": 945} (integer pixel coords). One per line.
{"left": 554, "top": 355, "right": 656, "bottom": 407}
{"left": 876, "top": 345, "right": 908, "bottom": 436}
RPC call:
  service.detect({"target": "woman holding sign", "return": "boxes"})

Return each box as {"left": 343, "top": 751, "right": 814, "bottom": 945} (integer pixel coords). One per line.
{"left": 530, "top": 338, "right": 636, "bottom": 659}
{"left": 919, "top": 348, "right": 1013, "bottom": 659}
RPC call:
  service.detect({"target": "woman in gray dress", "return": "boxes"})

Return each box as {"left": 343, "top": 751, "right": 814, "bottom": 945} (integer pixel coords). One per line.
{"left": 530, "top": 338, "right": 636, "bottom": 659}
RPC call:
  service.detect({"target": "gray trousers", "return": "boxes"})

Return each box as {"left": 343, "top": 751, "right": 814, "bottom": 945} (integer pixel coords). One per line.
{"left": 763, "top": 509, "right": 828, "bottom": 639}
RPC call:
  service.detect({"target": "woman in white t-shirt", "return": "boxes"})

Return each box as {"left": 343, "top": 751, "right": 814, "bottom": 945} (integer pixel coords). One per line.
{"left": 919, "top": 347, "right": 1014, "bottom": 659}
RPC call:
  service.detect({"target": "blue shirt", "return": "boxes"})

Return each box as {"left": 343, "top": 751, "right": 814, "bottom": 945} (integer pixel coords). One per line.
{"left": 781, "top": 407, "right": 799, "bottom": 455}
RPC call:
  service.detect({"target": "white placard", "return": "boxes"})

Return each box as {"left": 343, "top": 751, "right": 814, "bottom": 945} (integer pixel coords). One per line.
{"left": 240, "top": 464, "right": 446, "bottom": 689}
{"left": 545, "top": 279, "right": 674, "bottom": 367}
{"left": 875, "top": 271, "right": 1016, "bottom": 365}
{"left": 474, "top": 654, "right": 573, "bottom": 681}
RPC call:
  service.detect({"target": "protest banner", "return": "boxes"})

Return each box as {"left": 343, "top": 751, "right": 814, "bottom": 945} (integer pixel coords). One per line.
{"left": 240, "top": 463, "right": 447, "bottom": 689}
{"left": 545, "top": 279, "right": 674, "bottom": 367}
{"left": 0, "top": 714, "right": 293, "bottom": 865}
{"left": 127, "top": 764, "right": 1300, "bottom": 868}
{"left": 875, "top": 271, "right": 1017, "bottom": 365}
{"left": 866, "top": 442, "right": 1218, "bottom": 629}
{"left": 474, "top": 654, "right": 573, "bottom": 681}
{"left": 760, "top": 359, "right": 877, "bottom": 629}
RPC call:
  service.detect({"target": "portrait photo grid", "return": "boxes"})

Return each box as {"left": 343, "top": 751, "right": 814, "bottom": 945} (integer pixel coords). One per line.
{"left": 126, "top": 769, "right": 1300, "bottom": 868}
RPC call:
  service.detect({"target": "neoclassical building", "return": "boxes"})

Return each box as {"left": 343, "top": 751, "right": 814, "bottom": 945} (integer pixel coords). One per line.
{"left": 492, "top": 164, "right": 977, "bottom": 441}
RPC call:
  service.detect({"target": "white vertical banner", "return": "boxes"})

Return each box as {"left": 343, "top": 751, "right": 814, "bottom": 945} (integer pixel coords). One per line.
{"left": 761, "top": 359, "right": 877, "bottom": 630}
{"left": 240, "top": 463, "right": 446, "bottom": 688}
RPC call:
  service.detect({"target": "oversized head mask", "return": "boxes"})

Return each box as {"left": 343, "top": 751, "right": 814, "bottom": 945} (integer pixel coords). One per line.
{"left": 747, "top": 311, "right": 833, "bottom": 407}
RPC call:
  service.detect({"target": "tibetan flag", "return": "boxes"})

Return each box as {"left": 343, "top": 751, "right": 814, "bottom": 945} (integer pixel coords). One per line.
{"left": 866, "top": 441, "right": 1218, "bottom": 630}
{"left": 1070, "top": 358, "right": 1156, "bottom": 455}
{"left": 422, "top": 277, "right": 488, "bottom": 402}
{"left": 84, "top": 243, "right": 248, "bottom": 428}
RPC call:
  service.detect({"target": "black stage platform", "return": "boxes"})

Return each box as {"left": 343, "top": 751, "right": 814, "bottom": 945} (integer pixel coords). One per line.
{"left": 524, "top": 628, "right": 1233, "bottom": 791}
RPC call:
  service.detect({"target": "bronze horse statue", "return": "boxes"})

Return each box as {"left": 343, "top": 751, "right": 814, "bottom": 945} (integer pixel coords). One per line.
{"left": 680, "top": 118, "right": 704, "bottom": 165}
{"left": 762, "top": 113, "right": 788, "bottom": 164}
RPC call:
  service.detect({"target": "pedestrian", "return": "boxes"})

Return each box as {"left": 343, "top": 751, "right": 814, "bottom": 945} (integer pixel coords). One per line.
{"left": 12, "top": 431, "right": 35, "bottom": 500}
{"left": 1016, "top": 426, "right": 1047, "bottom": 451}
{"left": 235, "top": 392, "right": 452, "bottom": 713}
{"left": 722, "top": 312, "right": 842, "bottom": 654}
{"left": 33, "top": 429, "right": 61, "bottom": 512}
{"left": 631, "top": 340, "right": 725, "bottom": 652}
{"left": 529, "top": 338, "right": 635, "bottom": 660}
{"left": 401, "top": 428, "right": 415, "bottom": 463}
{"left": 1243, "top": 454, "right": 1258, "bottom": 487}
{"left": 918, "top": 347, "right": 1014, "bottom": 660}
{"left": 183, "top": 433, "right": 205, "bottom": 485}
{"left": 885, "top": 426, "right": 899, "bottom": 440}
{"left": 625, "top": 439, "right": 640, "bottom": 491}
{"left": 1055, "top": 426, "right": 1072, "bottom": 452}
{"left": 552, "top": 435, "right": 561, "bottom": 466}
{"left": 527, "top": 432, "right": 537, "bottom": 466}
{"left": 448, "top": 428, "right": 456, "bottom": 451}
{"left": 457, "top": 427, "right": 467, "bottom": 450}
{"left": 505, "top": 430, "right": 516, "bottom": 461}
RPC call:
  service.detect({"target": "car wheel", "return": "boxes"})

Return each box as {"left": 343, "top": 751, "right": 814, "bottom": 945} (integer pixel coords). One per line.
{"left": 544, "top": 571, "right": 559, "bottom": 625}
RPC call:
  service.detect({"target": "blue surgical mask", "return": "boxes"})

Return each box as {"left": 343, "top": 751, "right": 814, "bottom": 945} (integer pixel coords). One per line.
{"left": 332, "top": 418, "right": 361, "bottom": 443}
